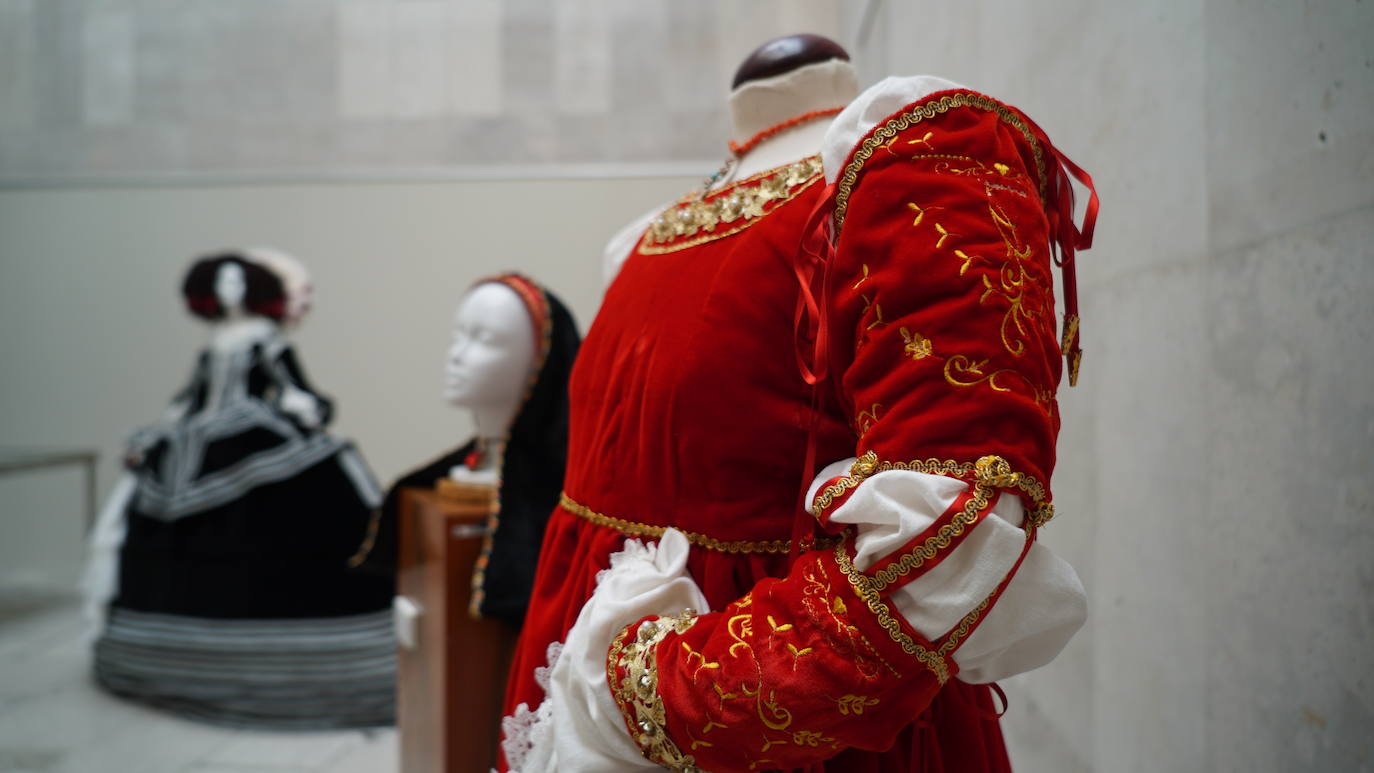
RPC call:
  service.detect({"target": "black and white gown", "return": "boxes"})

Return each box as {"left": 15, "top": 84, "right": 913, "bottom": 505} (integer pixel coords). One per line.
{"left": 89, "top": 320, "right": 395, "bottom": 729}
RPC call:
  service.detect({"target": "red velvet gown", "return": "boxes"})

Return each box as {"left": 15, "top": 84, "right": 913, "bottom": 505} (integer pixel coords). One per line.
{"left": 504, "top": 89, "right": 1085, "bottom": 772}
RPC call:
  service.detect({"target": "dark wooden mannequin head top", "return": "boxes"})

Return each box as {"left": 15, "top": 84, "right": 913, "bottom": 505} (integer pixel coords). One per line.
{"left": 731, "top": 33, "right": 851, "bottom": 90}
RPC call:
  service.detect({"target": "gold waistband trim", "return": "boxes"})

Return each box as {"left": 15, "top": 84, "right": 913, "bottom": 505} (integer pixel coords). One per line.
{"left": 559, "top": 493, "right": 836, "bottom": 556}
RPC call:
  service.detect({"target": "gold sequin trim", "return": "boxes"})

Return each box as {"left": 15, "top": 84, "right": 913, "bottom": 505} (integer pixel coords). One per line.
{"left": 608, "top": 610, "right": 704, "bottom": 772}
{"left": 561, "top": 493, "right": 838, "bottom": 555}
{"left": 834, "top": 92, "right": 1048, "bottom": 236}
{"left": 639, "top": 156, "right": 824, "bottom": 255}
{"left": 832, "top": 539, "right": 951, "bottom": 684}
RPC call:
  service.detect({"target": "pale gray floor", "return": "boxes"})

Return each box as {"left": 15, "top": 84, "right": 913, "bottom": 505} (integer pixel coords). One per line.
{"left": 0, "top": 592, "right": 397, "bottom": 773}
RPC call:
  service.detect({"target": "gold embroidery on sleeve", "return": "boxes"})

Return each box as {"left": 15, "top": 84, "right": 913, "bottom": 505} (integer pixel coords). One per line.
{"left": 852, "top": 263, "right": 870, "bottom": 290}
{"left": 907, "top": 131, "right": 935, "bottom": 150}
{"left": 835, "top": 694, "right": 880, "bottom": 716}
{"left": 906, "top": 201, "right": 942, "bottom": 226}
{"left": 934, "top": 222, "right": 956, "bottom": 248}
{"left": 833, "top": 541, "right": 952, "bottom": 684}
{"left": 900, "top": 327, "right": 934, "bottom": 360}
{"left": 944, "top": 355, "right": 1015, "bottom": 392}
{"left": 855, "top": 403, "right": 882, "bottom": 436}
{"left": 834, "top": 92, "right": 1048, "bottom": 234}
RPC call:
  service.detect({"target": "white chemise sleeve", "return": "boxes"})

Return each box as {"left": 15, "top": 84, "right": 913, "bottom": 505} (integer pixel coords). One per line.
{"left": 807, "top": 458, "right": 1087, "bottom": 684}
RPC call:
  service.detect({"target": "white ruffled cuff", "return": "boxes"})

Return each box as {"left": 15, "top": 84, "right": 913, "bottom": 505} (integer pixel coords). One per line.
{"left": 502, "top": 530, "right": 707, "bottom": 773}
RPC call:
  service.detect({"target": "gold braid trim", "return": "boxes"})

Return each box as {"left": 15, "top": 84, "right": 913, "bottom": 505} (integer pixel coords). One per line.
{"left": 833, "top": 92, "right": 1048, "bottom": 236}
{"left": 832, "top": 540, "right": 952, "bottom": 684}
{"left": 813, "top": 453, "right": 1055, "bottom": 588}
{"left": 938, "top": 596, "right": 992, "bottom": 657}
{"left": 608, "top": 611, "right": 704, "bottom": 772}
{"left": 561, "top": 493, "right": 839, "bottom": 555}
{"left": 866, "top": 455, "right": 1051, "bottom": 591}
{"left": 811, "top": 451, "right": 978, "bottom": 516}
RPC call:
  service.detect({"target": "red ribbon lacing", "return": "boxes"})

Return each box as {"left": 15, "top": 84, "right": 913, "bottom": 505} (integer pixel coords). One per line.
{"left": 1019, "top": 114, "right": 1099, "bottom": 386}
{"left": 788, "top": 182, "right": 841, "bottom": 564}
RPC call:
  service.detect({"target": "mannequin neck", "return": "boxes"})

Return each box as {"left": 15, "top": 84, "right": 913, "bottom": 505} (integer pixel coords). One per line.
{"left": 470, "top": 402, "right": 520, "bottom": 440}
{"left": 448, "top": 435, "right": 505, "bottom": 486}
{"left": 726, "top": 59, "right": 860, "bottom": 182}
{"left": 210, "top": 315, "right": 277, "bottom": 351}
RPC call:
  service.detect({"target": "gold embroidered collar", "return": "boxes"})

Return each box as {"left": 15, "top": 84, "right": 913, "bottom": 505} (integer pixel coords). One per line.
{"left": 638, "top": 156, "right": 824, "bottom": 255}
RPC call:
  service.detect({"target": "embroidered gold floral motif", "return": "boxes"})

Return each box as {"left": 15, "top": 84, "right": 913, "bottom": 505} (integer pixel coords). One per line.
{"left": 906, "top": 201, "right": 941, "bottom": 226}
{"left": 833, "top": 92, "right": 1048, "bottom": 234}
{"left": 608, "top": 611, "right": 703, "bottom": 772}
{"left": 900, "top": 327, "right": 933, "bottom": 360}
{"left": 742, "top": 685, "right": 794, "bottom": 731}
{"left": 799, "top": 559, "right": 899, "bottom": 679}
{"left": 791, "top": 729, "right": 834, "bottom": 747}
{"left": 852, "top": 263, "right": 870, "bottom": 290}
{"left": 835, "top": 694, "right": 880, "bottom": 716}
{"left": 641, "top": 156, "right": 824, "bottom": 254}
{"left": 908, "top": 131, "right": 935, "bottom": 150}
{"left": 944, "top": 355, "right": 1015, "bottom": 392}
{"left": 860, "top": 294, "right": 888, "bottom": 330}
{"left": 561, "top": 493, "right": 838, "bottom": 555}
{"left": 934, "top": 222, "right": 956, "bottom": 248}
{"left": 855, "top": 403, "right": 882, "bottom": 436}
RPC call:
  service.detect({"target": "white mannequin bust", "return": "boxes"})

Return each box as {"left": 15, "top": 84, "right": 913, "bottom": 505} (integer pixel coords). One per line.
{"left": 721, "top": 58, "right": 860, "bottom": 184}
{"left": 443, "top": 282, "right": 537, "bottom": 485}
{"left": 602, "top": 59, "right": 862, "bottom": 285}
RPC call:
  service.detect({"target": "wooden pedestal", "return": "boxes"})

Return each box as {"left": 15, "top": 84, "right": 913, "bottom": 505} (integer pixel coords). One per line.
{"left": 396, "top": 483, "right": 517, "bottom": 773}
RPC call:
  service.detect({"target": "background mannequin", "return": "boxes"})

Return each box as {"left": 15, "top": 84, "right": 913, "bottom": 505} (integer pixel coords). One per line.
{"left": 364, "top": 274, "right": 580, "bottom": 629}
{"left": 443, "top": 282, "right": 537, "bottom": 486}
{"left": 87, "top": 249, "right": 395, "bottom": 730}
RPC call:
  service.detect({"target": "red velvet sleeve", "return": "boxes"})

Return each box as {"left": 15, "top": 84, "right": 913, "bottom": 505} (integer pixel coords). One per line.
{"left": 607, "top": 544, "right": 951, "bottom": 772}
{"left": 606, "top": 91, "right": 1070, "bottom": 772}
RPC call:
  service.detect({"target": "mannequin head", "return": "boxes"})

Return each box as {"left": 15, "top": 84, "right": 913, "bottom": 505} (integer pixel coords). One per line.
{"left": 443, "top": 281, "right": 538, "bottom": 437}
{"left": 182, "top": 254, "right": 287, "bottom": 322}
{"left": 725, "top": 36, "right": 860, "bottom": 180}
{"left": 243, "top": 246, "right": 313, "bottom": 326}
{"left": 731, "top": 33, "right": 850, "bottom": 89}
{"left": 215, "top": 262, "right": 247, "bottom": 311}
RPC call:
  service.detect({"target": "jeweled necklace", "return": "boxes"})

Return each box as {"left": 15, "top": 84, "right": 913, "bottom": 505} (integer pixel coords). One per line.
{"left": 700, "top": 106, "right": 844, "bottom": 197}
{"left": 728, "top": 106, "right": 844, "bottom": 157}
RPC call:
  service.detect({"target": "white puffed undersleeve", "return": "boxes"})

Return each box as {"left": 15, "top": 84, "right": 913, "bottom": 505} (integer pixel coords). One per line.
{"left": 808, "top": 457, "right": 1087, "bottom": 684}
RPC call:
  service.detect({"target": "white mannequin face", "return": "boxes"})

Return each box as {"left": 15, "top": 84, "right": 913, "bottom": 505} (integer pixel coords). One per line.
{"left": 215, "top": 262, "right": 247, "bottom": 313}
{"left": 443, "top": 283, "right": 537, "bottom": 421}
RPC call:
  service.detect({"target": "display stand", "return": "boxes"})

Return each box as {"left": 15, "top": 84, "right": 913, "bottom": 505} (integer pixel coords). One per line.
{"left": 396, "top": 482, "right": 517, "bottom": 773}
